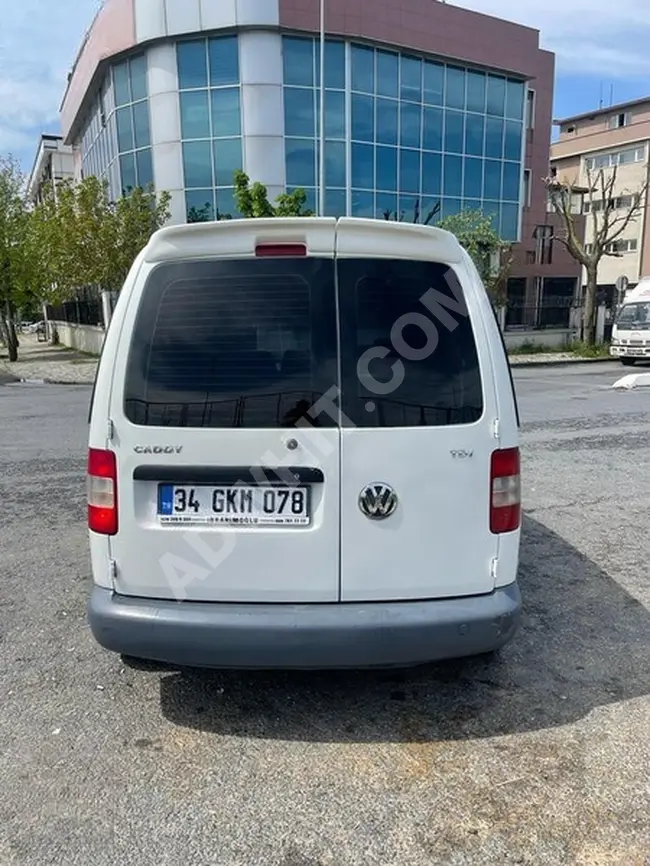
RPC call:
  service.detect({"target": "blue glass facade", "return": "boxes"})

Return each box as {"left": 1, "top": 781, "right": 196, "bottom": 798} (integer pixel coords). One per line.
{"left": 113, "top": 54, "right": 153, "bottom": 195}
{"left": 282, "top": 37, "right": 525, "bottom": 240}
{"left": 80, "top": 53, "right": 153, "bottom": 199}
{"left": 177, "top": 35, "right": 243, "bottom": 221}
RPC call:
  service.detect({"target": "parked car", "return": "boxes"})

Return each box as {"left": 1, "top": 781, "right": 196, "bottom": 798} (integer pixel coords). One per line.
{"left": 86, "top": 217, "right": 522, "bottom": 669}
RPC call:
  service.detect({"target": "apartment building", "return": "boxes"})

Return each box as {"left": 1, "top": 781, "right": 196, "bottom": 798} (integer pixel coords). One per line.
{"left": 551, "top": 97, "right": 650, "bottom": 297}
{"left": 26, "top": 135, "right": 75, "bottom": 206}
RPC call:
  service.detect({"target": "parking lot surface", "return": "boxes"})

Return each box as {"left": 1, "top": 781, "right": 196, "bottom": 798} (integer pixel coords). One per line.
{"left": 0, "top": 364, "right": 648, "bottom": 866}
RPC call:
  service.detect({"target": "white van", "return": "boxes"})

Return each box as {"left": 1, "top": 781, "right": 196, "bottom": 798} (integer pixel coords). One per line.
{"left": 610, "top": 278, "right": 650, "bottom": 365}
{"left": 86, "top": 217, "right": 522, "bottom": 669}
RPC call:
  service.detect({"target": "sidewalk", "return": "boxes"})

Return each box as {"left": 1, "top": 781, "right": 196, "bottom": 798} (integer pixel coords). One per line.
{"left": 0, "top": 335, "right": 98, "bottom": 384}
{"left": 1, "top": 336, "right": 613, "bottom": 385}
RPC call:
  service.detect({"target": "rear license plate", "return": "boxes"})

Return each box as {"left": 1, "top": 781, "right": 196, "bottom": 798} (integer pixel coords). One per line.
{"left": 157, "top": 484, "right": 311, "bottom": 526}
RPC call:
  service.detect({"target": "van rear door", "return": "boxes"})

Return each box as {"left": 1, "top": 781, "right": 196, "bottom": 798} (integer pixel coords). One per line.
{"left": 106, "top": 221, "right": 341, "bottom": 603}
{"left": 336, "top": 221, "right": 500, "bottom": 602}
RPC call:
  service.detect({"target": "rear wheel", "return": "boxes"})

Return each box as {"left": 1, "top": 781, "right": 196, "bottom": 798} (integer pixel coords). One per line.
{"left": 621, "top": 358, "right": 636, "bottom": 366}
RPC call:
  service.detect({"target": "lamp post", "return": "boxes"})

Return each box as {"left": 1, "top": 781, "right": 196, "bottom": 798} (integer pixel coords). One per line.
{"left": 318, "top": 0, "right": 326, "bottom": 217}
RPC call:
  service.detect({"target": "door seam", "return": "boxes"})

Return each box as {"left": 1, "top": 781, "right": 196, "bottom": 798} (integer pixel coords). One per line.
{"left": 334, "top": 223, "right": 343, "bottom": 603}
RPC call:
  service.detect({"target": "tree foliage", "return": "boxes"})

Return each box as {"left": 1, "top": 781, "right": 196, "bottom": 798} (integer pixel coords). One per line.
{"left": 0, "top": 155, "right": 35, "bottom": 360}
{"left": 438, "top": 209, "right": 513, "bottom": 305}
{"left": 0, "top": 158, "right": 171, "bottom": 361}
{"left": 32, "top": 176, "right": 171, "bottom": 299}
{"left": 233, "top": 170, "right": 313, "bottom": 218}
{"left": 545, "top": 164, "right": 650, "bottom": 344}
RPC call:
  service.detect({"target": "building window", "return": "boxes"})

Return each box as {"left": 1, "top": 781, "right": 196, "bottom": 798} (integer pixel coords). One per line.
{"left": 113, "top": 54, "right": 153, "bottom": 194}
{"left": 533, "top": 224, "right": 554, "bottom": 264}
{"left": 79, "top": 53, "right": 151, "bottom": 199}
{"left": 282, "top": 36, "right": 525, "bottom": 239}
{"left": 526, "top": 90, "right": 536, "bottom": 130}
{"left": 585, "top": 146, "right": 645, "bottom": 171}
{"left": 282, "top": 38, "right": 347, "bottom": 216}
{"left": 177, "top": 35, "right": 242, "bottom": 221}
{"left": 523, "top": 169, "right": 531, "bottom": 207}
{"left": 606, "top": 238, "right": 638, "bottom": 254}
{"left": 608, "top": 112, "right": 629, "bottom": 130}
{"left": 584, "top": 194, "right": 638, "bottom": 214}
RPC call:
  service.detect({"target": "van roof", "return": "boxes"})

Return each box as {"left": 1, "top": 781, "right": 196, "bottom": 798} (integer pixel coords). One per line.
{"left": 142, "top": 217, "right": 465, "bottom": 266}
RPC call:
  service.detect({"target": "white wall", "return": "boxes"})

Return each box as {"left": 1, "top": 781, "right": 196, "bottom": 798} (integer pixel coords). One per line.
{"left": 134, "top": 0, "right": 279, "bottom": 41}
{"left": 239, "top": 31, "right": 286, "bottom": 201}
{"left": 51, "top": 322, "right": 105, "bottom": 355}
{"left": 147, "top": 43, "right": 186, "bottom": 225}
{"left": 504, "top": 330, "right": 572, "bottom": 351}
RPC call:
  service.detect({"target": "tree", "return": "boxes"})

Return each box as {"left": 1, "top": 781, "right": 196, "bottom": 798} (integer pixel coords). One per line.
{"left": 546, "top": 164, "right": 650, "bottom": 344}
{"left": 104, "top": 184, "right": 172, "bottom": 291}
{"left": 31, "top": 176, "right": 171, "bottom": 297}
{"left": 0, "top": 156, "right": 33, "bottom": 361}
{"left": 438, "top": 209, "right": 513, "bottom": 306}
{"left": 233, "top": 170, "right": 313, "bottom": 218}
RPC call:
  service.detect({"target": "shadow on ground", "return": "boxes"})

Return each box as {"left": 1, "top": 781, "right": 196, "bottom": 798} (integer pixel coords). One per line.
{"left": 156, "top": 515, "right": 650, "bottom": 742}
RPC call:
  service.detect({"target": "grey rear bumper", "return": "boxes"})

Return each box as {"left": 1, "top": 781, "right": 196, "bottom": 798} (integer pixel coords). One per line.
{"left": 87, "top": 583, "right": 521, "bottom": 669}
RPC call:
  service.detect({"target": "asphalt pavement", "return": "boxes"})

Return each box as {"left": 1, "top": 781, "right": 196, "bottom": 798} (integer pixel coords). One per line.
{"left": 0, "top": 364, "right": 649, "bottom": 866}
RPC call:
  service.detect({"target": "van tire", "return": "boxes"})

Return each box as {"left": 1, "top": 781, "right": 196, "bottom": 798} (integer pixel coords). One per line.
{"left": 621, "top": 358, "right": 636, "bottom": 366}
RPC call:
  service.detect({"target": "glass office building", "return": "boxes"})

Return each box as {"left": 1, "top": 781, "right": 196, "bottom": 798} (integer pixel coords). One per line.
{"left": 177, "top": 35, "right": 243, "bottom": 222}
{"left": 79, "top": 53, "right": 154, "bottom": 199}
{"left": 56, "top": 0, "right": 580, "bottom": 333}
{"left": 75, "top": 33, "right": 526, "bottom": 242}
{"left": 282, "top": 36, "right": 525, "bottom": 240}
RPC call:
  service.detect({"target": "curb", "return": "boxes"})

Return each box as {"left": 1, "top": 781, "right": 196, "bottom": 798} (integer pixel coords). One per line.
{"left": 35, "top": 378, "right": 94, "bottom": 386}
{"left": 508, "top": 357, "right": 614, "bottom": 369}
{"left": 2, "top": 374, "right": 94, "bottom": 386}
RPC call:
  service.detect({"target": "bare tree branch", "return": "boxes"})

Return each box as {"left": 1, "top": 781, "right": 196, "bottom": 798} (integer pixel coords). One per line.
{"left": 603, "top": 185, "right": 649, "bottom": 246}
{"left": 543, "top": 161, "right": 649, "bottom": 344}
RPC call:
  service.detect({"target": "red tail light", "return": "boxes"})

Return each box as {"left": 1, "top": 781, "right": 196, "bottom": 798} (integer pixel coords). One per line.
{"left": 88, "top": 448, "right": 118, "bottom": 535}
{"left": 255, "top": 243, "right": 307, "bottom": 257}
{"left": 490, "top": 447, "right": 521, "bottom": 534}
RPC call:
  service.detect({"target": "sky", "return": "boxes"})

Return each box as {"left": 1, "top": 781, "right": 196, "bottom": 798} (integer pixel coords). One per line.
{"left": 1, "top": 0, "right": 650, "bottom": 175}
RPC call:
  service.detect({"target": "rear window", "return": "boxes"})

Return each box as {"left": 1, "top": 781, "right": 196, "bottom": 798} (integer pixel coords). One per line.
{"left": 123, "top": 256, "right": 483, "bottom": 429}
{"left": 338, "top": 259, "right": 483, "bottom": 428}
{"left": 124, "top": 259, "right": 338, "bottom": 428}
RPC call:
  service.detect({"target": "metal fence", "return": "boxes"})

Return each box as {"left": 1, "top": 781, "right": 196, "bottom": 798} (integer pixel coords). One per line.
{"left": 46, "top": 299, "right": 103, "bottom": 327}
{"left": 504, "top": 300, "right": 582, "bottom": 331}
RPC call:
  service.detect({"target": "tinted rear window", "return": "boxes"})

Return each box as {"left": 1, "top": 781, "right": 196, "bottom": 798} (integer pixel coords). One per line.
{"left": 124, "top": 257, "right": 483, "bottom": 428}
{"left": 124, "top": 259, "right": 338, "bottom": 428}
{"left": 338, "top": 259, "right": 483, "bottom": 427}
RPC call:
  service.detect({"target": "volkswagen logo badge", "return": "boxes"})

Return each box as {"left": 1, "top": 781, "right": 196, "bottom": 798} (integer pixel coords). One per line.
{"left": 358, "top": 483, "right": 398, "bottom": 520}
